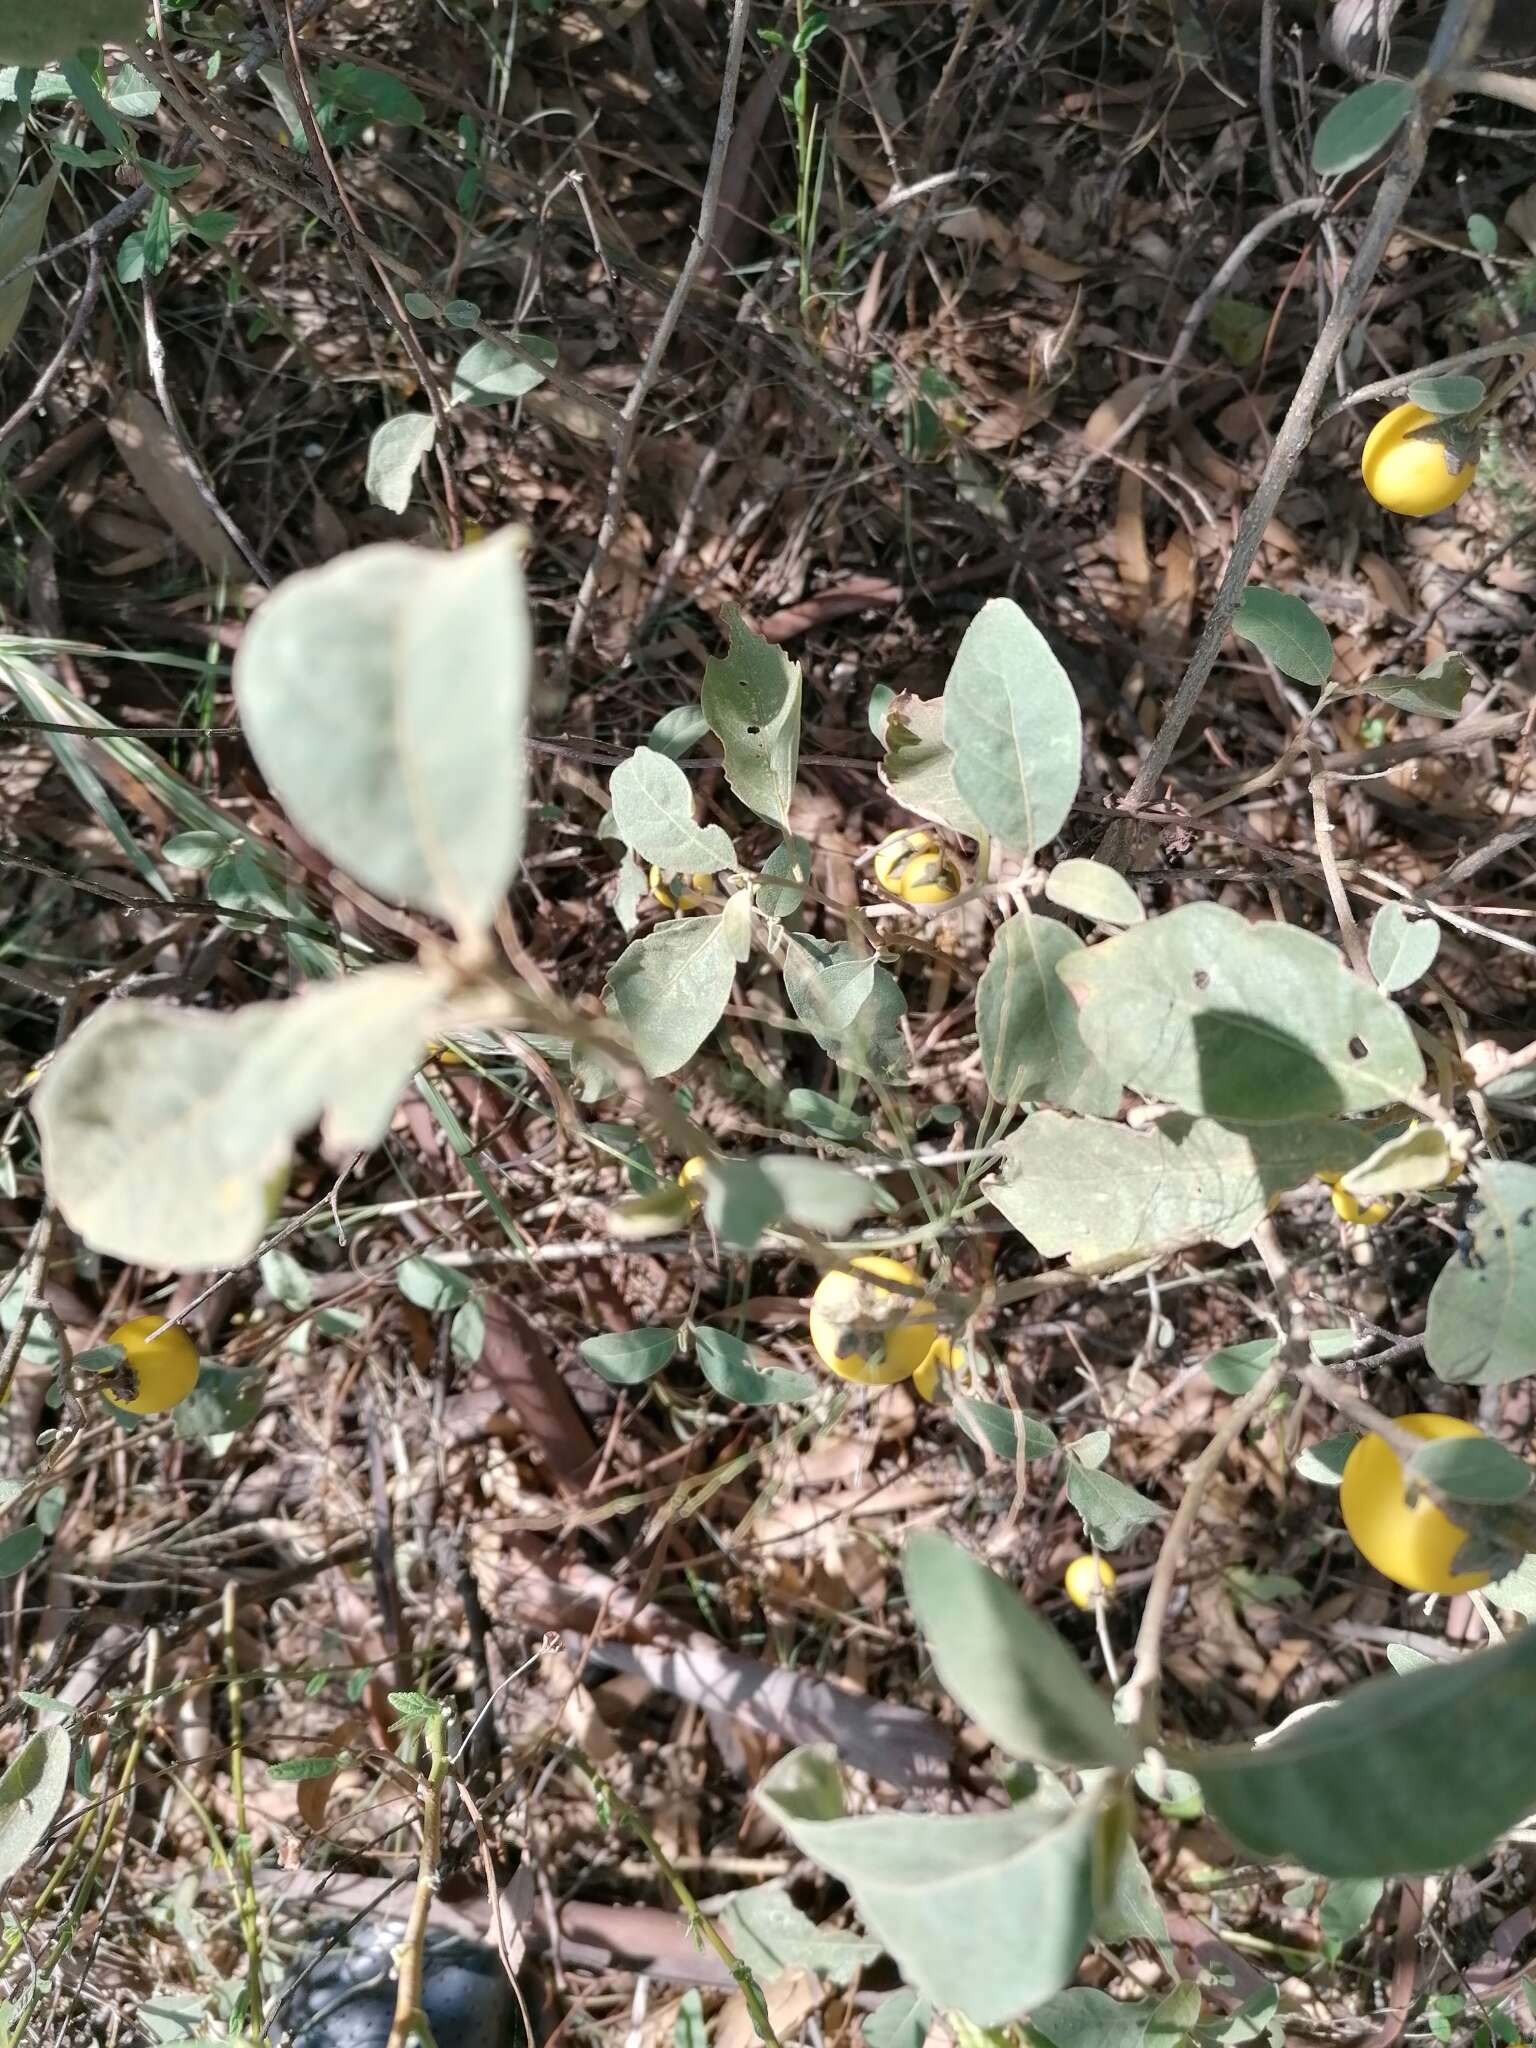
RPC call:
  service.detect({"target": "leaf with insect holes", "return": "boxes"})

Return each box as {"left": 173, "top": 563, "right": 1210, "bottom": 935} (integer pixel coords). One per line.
{"left": 608, "top": 748, "right": 736, "bottom": 873}
{"left": 879, "top": 692, "right": 986, "bottom": 840}
{"left": 1184, "top": 1622, "right": 1536, "bottom": 1877}
{"left": 1045, "top": 858, "right": 1144, "bottom": 927}
{"left": 1367, "top": 903, "right": 1440, "bottom": 992}
{"left": 0, "top": 0, "right": 141, "bottom": 61}
{"left": 365, "top": 413, "right": 437, "bottom": 515}
{"left": 1311, "top": 78, "right": 1415, "bottom": 175}
{"left": 1233, "top": 586, "right": 1333, "bottom": 687}
{"left": 0, "top": 171, "right": 57, "bottom": 354}
{"left": 579, "top": 1328, "right": 677, "bottom": 1386}
{"left": 236, "top": 535, "right": 531, "bottom": 932}
{"left": 0, "top": 1724, "right": 70, "bottom": 1885}
{"left": 757, "top": 1745, "right": 1103, "bottom": 2024}
{"left": 905, "top": 1533, "right": 1134, "bottom": 1768}
{"left": 943, "top": 599, "right": 1082, "bottom": 855}
{"left": 1426, "top": 1161, "right": 1536, "bottom": 1385}
{"left": 976, "top": 913, "right": 1120, "bottom": 1116}
{"left": 701, "top": 607, "right": 802, "bottom": 828}
{"left": 1057, "top": 903, "right": 1423, "bottom": 1123}
{"left": 36, "top": 966, "right": 453, "bottom": 1271}
{"left": 607, "top": 916, "right": 737, "bottom": 1077}
{"left": 450, "top": 335, "right": 557, "bottom": 407}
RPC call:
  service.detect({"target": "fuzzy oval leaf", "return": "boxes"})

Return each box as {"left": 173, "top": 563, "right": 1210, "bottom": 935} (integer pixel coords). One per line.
{"left": 718, "top": 1885, "right": 881, "bottom": 1987}
{"left": 235, "top": 534, "right": 530, "bottom": 932}
{"left": 1044, "top": 858, "right": 1144, "bottom": 927}
{"left": 757, "top": 834, "right": 811, "bottom": 922}
{"left": 1361, "top": 652, "right": 1470, "bottom": 719}
{"left": 756, "top": 1745, "right": 1100, "bottom": 2025}
{"left": 977, "top": 913, "right": 1121, "bottom": 1115}
{"left": 1233, "top": 586, "right": 1333, "bottom": 687}
{"left": 1311, "top": 77, "right": 1415, "bottom": 175}
{"left": 171, "top": 1363, "right": 261, "bottom": 1443}
{"left": 943, "top": 599, "right": 1082, "bottom": 855}
{"left": 1367, "top": 903, "right": 1440, "bottom": 992}
{"left": 1186, "top": 1622, "right": 1536, "bottom": 1877}
{"left": 954, "top": 1395, "right": 1058, "bottom": 1464}
{"left": 1065, "top": 1462, "right": 1164, "bottom": 1549}
{"left": 578, "top": 1328, "right": 677, "bottom": 1386}
{"left": 608, "top": 748, "right": 736, "bottom": 873}
{"left": 0, "top": 0, "right": 140, "bottom": 60}
{"left": 1058, "top": 904, "right": 1423, "bottom": 1123}
{"left": 0, "top": 1724, "right": 70, "bottom": 1884}
{"left": 36, "top": 968, "right": 449, "bottom": 1270}
{"left": 988, "top": 1108, "right": 1370, "bottom": 1265}
{"left": 1410, "top": 1435, "right": 1532, "bottom": 1505}
{"left": 783, "top": 934, "right": 906, "bottom": 1084}
{"left": 694, "top": 1327, "right": 817, "bottom": 1406}
{"left": 904, "top": 1532, "right": 1134, "bottom": 1768}
{"left": 450, "top": 334, "right": 556, "bottom": 407}
{"left": 863, "top": 1989, "right": 935, "bottom": 2048}
{"left": 0, "top": 172, "right": 57, "bottom": 354}
{"left": 607, "top": 917, "right": 737, "bottom": 1077}
{"left": 701, "top": 1155, "right": 876, "bottom": 1251}
{"left": 0, "top": 1524, "right": 43, "bottom": 1579}
{"left": 1296, "top": 1434, "right": 1355, "bottom": 1486}
{"left": 701, "top": 606, "right": 802, "bottom": 828}
{"left": 1426, "top": 1160, "right": 1536, "bottom": 1385}
{"left": 1408, "top": 374, "right": 1486, "bottom": 418}
{"left": 879, "top": 693, "right": 986, "bottom": 840}
{"left": 396, "top": 1256, "right": 471, "bottom": 1313}
{"left": 365, "top": 413, "right": 436, "bottom": 515}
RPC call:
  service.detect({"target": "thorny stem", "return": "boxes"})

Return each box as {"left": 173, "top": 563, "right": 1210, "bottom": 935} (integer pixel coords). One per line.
{"left": 387, "top": 1708, "right": 450, "bottom": 2048}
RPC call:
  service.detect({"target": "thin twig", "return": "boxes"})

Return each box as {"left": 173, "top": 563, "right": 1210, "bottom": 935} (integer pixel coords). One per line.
{"left": 560, "top": 0, "right": 754, "bottom": 667}
{"left": 0, "top": 241, "right": 104, "bottom": 457}
{"left": 1315, "top": 333, "right": 1536, "bottom": 427}
{"left": 387, "top": 1708, "right": 450, "bottom": 2048}
{"left": 1260, "top": 0, "right": 1297, "bottom": 202}
{"left": 1100, "top": 0, "right": 1498, "bottom": 869}
{"left": 1309, "top": 750, "right": 1370, "bottom": 975}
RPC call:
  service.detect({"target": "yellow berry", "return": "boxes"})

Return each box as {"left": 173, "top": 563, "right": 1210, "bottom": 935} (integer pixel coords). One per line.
{"left": 1361, "top": 402, "right": 1478, "bottom": 517}
{"left": 1339, "top": 1414, "right": 1492, "bottom": 1595}
{"left": 1064, "top": 1555, "right": 1116, "bottom": 1610}
{"left": 808, "top": 1255, "right": 940, "bottom": 1387}
{"left": 648, "top": 865, "right": 716, "bottom": 912}
{"left": 871, "top": 829, "right": 964, "bottom": 906}
{"left": 678, "top": 1155, "right": 709, "bottom": 1208}
{"left": 101, "top": 1315, "right": 201, "bottom": 1416}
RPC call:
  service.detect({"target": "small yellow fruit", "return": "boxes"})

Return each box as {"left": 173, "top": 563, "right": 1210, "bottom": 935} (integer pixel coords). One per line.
{"left": 678, "top": 1155, "right": 709, "bottom": 1208}
{"left": 649, "top": 865, "right": 716, "bottom": 912}
{"left": 1064, "top": 1555, "right": 1116, "bottom": 1609}
{"left": 912, "top": 1334, "right": 963, "bottom": 1402}
{"left": 1339, "top": 1412, "right": 1492, "bottom": 1595}
{"left": 100, "top": 1315, "right": 201, "bottom": 1416}
{"left": 808, "top": 1255, "right": 940, "bottom": 1386}
{"left": 871, "top": 829, "right": 964, "bottom": 906}
{"left": 1361, "top": 402, "right": 1478, "bottom": 517}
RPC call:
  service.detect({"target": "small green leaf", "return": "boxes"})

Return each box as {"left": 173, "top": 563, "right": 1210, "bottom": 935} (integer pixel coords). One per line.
{"left": 701, "top": 1155, "right": 876, "bottom": 1250}
{"left": 1065, "top": 1463, "right": 1164, "bottom": 1549}
{"left": 782, "top": 934, "right": 906, "bottom": 1084}
{"left": 953, "top": 1395, "right": 1058, "bottom": 1464}
{"left": 1320, "top": 1876, "right": 1383, "bottom": 1958}
{"left": 396, "top": 1256, "right": 471, "bottom": 1313}
{"left": 785, "top": 1088, "right": 869, "bottom": 1142}
{"left": 0, "top": 170, "right": 57, "bottom": 352}
{"left": 1467, "top": 213, "right": 1498, "bottom": 255}
{"left": 259, "top": 1247, "right": 312, "bottom": 1312}
{"left": 1340, "top": 1121, "right": 1453, "bottom": 1198}
{"left": 904, "top": 1532, "right": 1135, "bottom": 1767}
{"left": 701, "top": 607, "right": 802, "bottom": 829}
{"left": 319, "top": 61, "right": 425, "bottom": 125}
{"left": 267, "top": 1755, "right": 343, "bottom": 1782}
{"left": 607, "top": 917, "right": 737, "bottom": 1077}
{"left": 694, "top": 1327, "right": 817, "bottom": 1405}
{"left": 647, "top": 705, "right": 710, "bottom": 758}
{"left": 1361, "top": 651, "right": 1470, "bottom": 720}
{"left": 172, "top": 1365, "right": 260, "bottom": 1443}
{"left": 1408, "top": 374, "right": 1485, "bottom": 417}
{"left": 1367, "top": 903, "right": 1440, "bottom": 992}
{"left": 976, "top": 912, "right": 1120, "bottom": 1116}
{"left": 756, "top": 833, "right": 811, "bottom": 922}
{"left": 1411, "top": 1435, "right": 1532, "bottom": 1505}
{"left": 1226, "top": 1566, "right": 1305, "bottom": 1604}
{"left": 365, "top": 413, "right": 437, "bottom": 515}
{"left": 450, "top": 334, "right": 557, "bottom": 406}
{"left": 162, "top": 830, "right": 226, "bottom": 872}
{"left": 608, "top": 748, "right": 736, "bottom": 873}
{"left": 1206, "top": 295, "right": 1270, "bottom": 368}
{"left": 1202, "top": 1339, "right": 1278, "bottom": 1396}
{"left": 0, "top": 1524, "right": 42, "bottom": 1579}
{"left": 675, "top": 1989, "right": 709, "bottom": 2048}
{"left": 1233, "top": 586, "right": 1333, "bottom": 687}
{"left": 1044, "top": 858, "right": 1144, "bottom": 928}
{"left": 387, "top": 1689, "right": 437, "bottom": 1723}
{"left": 451, "top": 1296, "right": 485, "bottom": 1364}
{"left": 1295, "top": 1434, "right": 1356, "bottom": 1486}
{"left": 1312, "top": 77, "right": 1415, "bottom": 175}
{"left": 0, "top": 1724, "right": 70, "bottom": 1883}
{"left": 578, "top": 1328, "right": 676, "bottom": 1386}
{"left": 1426, "top": 1161, "right": 1536, "bottom": 1385}
{"left": 943, "top": 598, "right": 1083, "bottom": 856}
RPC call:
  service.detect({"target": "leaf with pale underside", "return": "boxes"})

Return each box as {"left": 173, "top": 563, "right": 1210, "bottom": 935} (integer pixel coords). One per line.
{"left": 878, "top": 692, "right": 986, "bottom": 840}
{"left": 608, "top": 748, "right": 736, "bottom": 873}
{"left": 607, "top": 917, "right": 737, "bottom": 1077}
{"left": 976, "top": 912, "right": 1120, "bottom": 1115}
{"left": 701, "top": 607, "right": 801, "bottom": 828}
{"left": 1426, "top": 1160, "right": 1536, "bottom": 1385}
{"left": 365, "top": 413, "right": 437, "bottom": 514}
{"left": 943, "top": 599, "right": 1082, "bottom": 855}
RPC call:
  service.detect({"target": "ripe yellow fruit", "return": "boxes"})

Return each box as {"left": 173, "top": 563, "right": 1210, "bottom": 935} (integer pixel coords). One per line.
{"left": 649, "top": 865, "right": 716, "bottom": 912}
{"left": 871, "top": 829, "right": 964, "bottom": 906}
{"left": 101, "top": 1315, "right": 201, "bottom": 1416}
{"left": 1064, "top": 1555, "right": 1116, "bottom": 1609}
{"left": 1361, "top": 402, "right": 1478, "bottom": 517}
{"left": 678, "top": 1155, "right": 709, "bottom": 1208}
{"left": 1339, "top": 1412, "right": 1492, "bottom": 1595}
{"left": 808, "top": 1255, "right": 942, "bottom": 1386}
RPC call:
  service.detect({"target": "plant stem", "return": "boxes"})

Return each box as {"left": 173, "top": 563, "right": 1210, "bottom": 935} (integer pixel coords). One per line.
{"left": 222, "top": 1581, "right": 265, "bottom": 2039}
{"left": 387, "top": 1708, "right": 450, "bottom": 2048}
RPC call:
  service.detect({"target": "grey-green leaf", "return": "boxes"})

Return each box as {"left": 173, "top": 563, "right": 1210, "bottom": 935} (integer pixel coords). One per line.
{"left": 1362, "top": 652, "right": 1470, "bottom": 720}
{"left": 943, "top": 598, "right": 1082, "bottom": 855}
{"left": 717, "top": 1885, "right": 881, "bottom": 1987}
{"left": 0, "top": 171, "right": 56, "bottom": 354}
{"left": 1065, "top": 1462, "right": 1164, "bottom": 1549}
{"left": 1311, "top": 77, "right": 1415, "bottom": 175}
{"left": 608, "top": 748, "right": 736, "bottom": 872}
{"left": 171, "top": 1364, "right": 261, "bottom": 1443}
{"left": 608, "top": 917, "right": 736, "bottom": 1077}
{"left": 235, "top": 534, "right": 531, "bottom": 932}
{"left": 701, "top": 1155, "right": 877, "bottom": 1251}
{"left": 862, "top": 1989, "right": 934, "bottom": 2048}
{"left": 578, "top": 1328, "right": 676, "bottom": 1386}
{"left": 0, "top": 1724, "right": 70, "bottom": 1884}
{"left": 694, "top": 1327, "right": 817, "bottom": 1406}
{"left": 450, "top": 334, "right": 557, "bottom": 407}
{"left": 1233, "top": 586, "right": 1333, "bottom": 687}
{"left": 1295, "top": 1434, "right": 1355, "bottom": 1486}
{"left": 0, "top": 0, "right": 140, "bottom": 61}
{"left": 976, "top": 912, "right": 1120, "bottom": 1115}
{"left": 783, "top": 934, "right": 907, "bottom": 1084}
{"left": 953, "top": 1395, "right": 1057, "bottom": 1464}
{"left": 1185, "top": 1622, "right": 1536, "bottom": 1877}
{"left": 1044, "top": 858, "right": 1145, "bottom": 927}
{"left": 1367, "top": 903, "right": 1440, "bottom": 992}
{"left": 396, "top": 1256, "right": 471, "bottom": 1312}
{"left": 0, "top": 1524, "right": 42, "bottom": 1579}
{"left": 1058, "top": 903, "right": 1423, "bottom": 1123}
{"left": 1426, "top": 1161, "right": 1536, "bottom": 1385}
{"left": 365, "top": 413, "right": 437, "bottom": 515}
{"left": 904, "top": 1532, "right": 1135, "bottom": 1768}
{"left": 701, "top": 606, "right": 801, "bottom": 828}
{"left": 755, "top": 1745, "right": 1101, "bottom": 2025}
{"left": 1340, "top": 1121, "right": 1452, "bottom": 1198}
{"left": 1408, "top": 374, "right": 1485, "bottom": 418}
{"left": 757, "top": 834, "right": 811, "bottom": 922}
{"left": 1410, "top": 1435, "right": 1531, "bottom": 1505}
{"left": 879, "top": 692, "right": 986, "bottom": 840}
